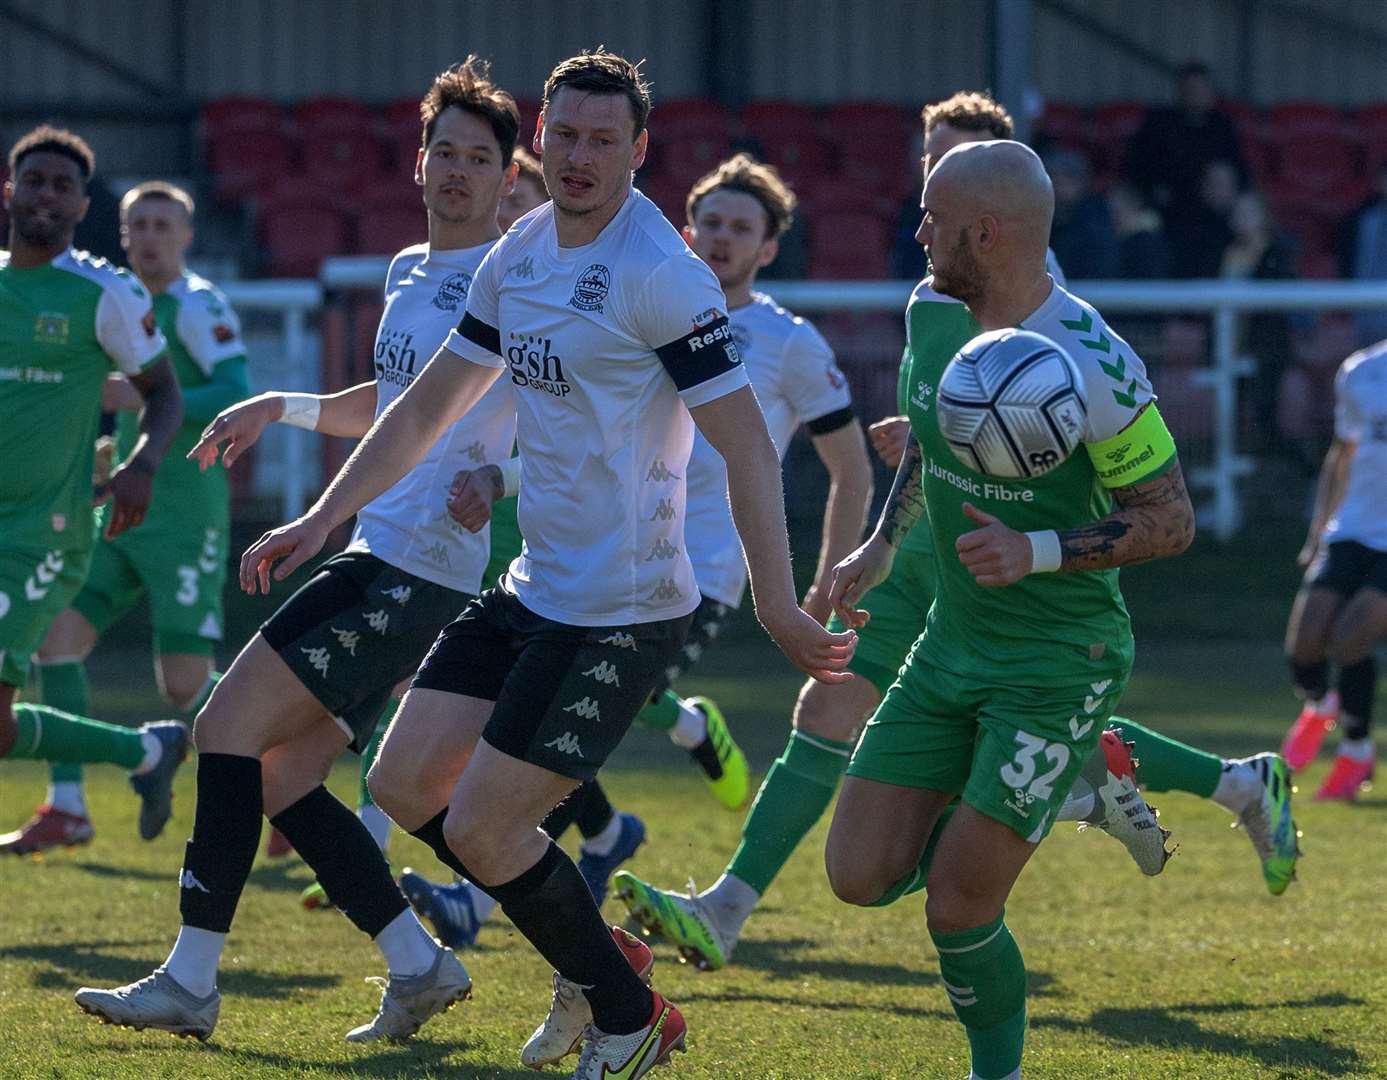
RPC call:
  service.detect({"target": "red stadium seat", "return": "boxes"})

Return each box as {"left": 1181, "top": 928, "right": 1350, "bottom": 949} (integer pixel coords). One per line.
{"left": 742, "top": 100, "right": 819, "bottom": 142}
{"left": 382, "top": 97, "right": 424, "bottom": 163}
{"left": 1268, "top": 129, "right": 1366, "bottom": 216}
{"left": 355, "top": 191, "right": 427, "bottom": 255}
{"left": 797, "top": 174, "right": 896, "bottom": 219}
{"left": 208, "top": 129, "right": 296, "bottom": 201}
{"left": 1356, "top": 103, "right": 1387, "bottom": 170}
{"left": 202, "top": 96, "right": 284, "bottom": 136}
{"left": 824, "top": 101, "right": 913, "bottom": 140}
{"left": 1034, "top": 102, "right": 1088, "bottom": 150}
{"left": 295, "top": 96, "right": 375, "bottom": 131}
{"left": 258, "top": 188, "right": 351, "bottom": 277}
{"left": 1092, "top": 101, "right": 1148, "bottom": 144}
{"left": 654, "top": 98, "right": 733, "bottom": 135}
{"left": 809, "top": 211, "right": 892, "bottom": 279}
{"left": 296, "top": 99, "right": 384, "bottom": 191}
{"left": 1269, "top": 101, "right": 1344, "bottom": 135}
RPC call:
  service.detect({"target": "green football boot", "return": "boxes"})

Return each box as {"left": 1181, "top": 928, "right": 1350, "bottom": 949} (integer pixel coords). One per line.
{"left": 1231, "top": 752, "right": 1301, "bottom": 895}
{"left": 688, "top": 696, "right": 749, "bottom": 811}
{"left": 614, "top": 871, "right": 734, "bottom": 971}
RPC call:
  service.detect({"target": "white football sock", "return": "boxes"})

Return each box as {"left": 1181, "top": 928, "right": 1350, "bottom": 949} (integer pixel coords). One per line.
{"left": 580, "top": 812, "right": 623, "bottom": 857}
{"left": 358, "top": 803, "right": 392, "bottom": 852}
{"left": 1212, "top": 760, "right": 1261, "bottom": 814}
{"left": 130, "top": 729, "right": 163, "bottom": 776}
{"left": 1056, "top": 778, "right": 1096, "bottom": 823}
{"left": 970, "top": 1071, "right": 1020, "bottom": 1080}
{"left": 47, "top": 781, "right": 86, "bottom": 816}
{"left": 1338, "top": 735, "right": 1374, "bottom": 763}
{"left": 698, "top": 873, "right": 759, "bottom": 938}
{"left": 668, "top": 700, "right": 708, "bottom": 750}
{"left": 374, "top": 909, "right": 438, "bottom": 978}
{"left": 163, "top": 926, "right": 225, "bottom": 998}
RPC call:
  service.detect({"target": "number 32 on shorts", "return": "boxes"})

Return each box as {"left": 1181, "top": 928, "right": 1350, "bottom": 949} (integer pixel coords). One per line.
{"left": 1000, "top": 731, "right": 1070, "bottom": 803}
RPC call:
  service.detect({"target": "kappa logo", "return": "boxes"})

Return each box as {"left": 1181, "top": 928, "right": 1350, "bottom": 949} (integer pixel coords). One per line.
{"left": 24, "top": 551, "right": 64, "bottom": 602}
{"left": 301, "top": 645, "right": 331, "bottom": 676}
{"left": 383, "top": 584, "right": 412, "bottom": 606}
{"left": 332, "top": 627, "right": 361, "bottom": 657}
{"left": 421, "top": 541, "right": 450, "bottom": 567}
{"left": 645, "top": 538, "right": 679, "bottom": 562}
{"left": 645, "top": 459, "right": 681, "bottom": 482}
{"left": 508, "top": 254, "right": 536, "bottom": 280}
{"left": 179, "top": 869, "right": 211, "bottom": 893}
{"left": 431, "top": 271, "right": 473, "bottom": 313}
{"left": 569, "top": 264, "right": 611, "bottom": 312}
{"left": 650, "top": 498, "right": 676, "bottom": 522}
{"left": 648, "top": 578, "right": 684, "bottom": 602}
{"left": 545, "top": 731, "right": 584, "bottom": 756}
{"left": 365, "top": 609, "right": 390, "bottom": 634}
{"left": 463, "top": 440, "right": 486, "bottom": 463}
{"left": 34, "top": 311, "right": 70, "bottom": 344}
{"left": 583, "top": 661, "right": 621, "bottom": 687}
{"left": 599, "top": 631, "right": 638, "bottom": 651}
{"left": 563, "top": 697, "right": 602, "bottom": 721}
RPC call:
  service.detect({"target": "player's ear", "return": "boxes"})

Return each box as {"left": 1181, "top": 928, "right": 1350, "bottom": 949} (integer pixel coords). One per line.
{"left": 1, "top": 178, "right": 11, "bottom": 208}
{"left": 757, "top": 236, "right": 780, "bottom": 269}
{"left": 414, "top": 147, "right": 425, "bottom": 186}
{"left": 681, "top": 223, "right": 695, "bottom": 245}
{"left": 630, "top": 128, "right": 648, "bottom": 172}
{"left": 533, "top": 113, "right": 545, "bottom": 157}
{"left": 503, "top": 161, "right": 519, "bottom": 198}
{"left": 76, "top": 193, "right": 91, "bottom": 225}
{"left": 976, "top": 213, "right": 999, "bottom": 251}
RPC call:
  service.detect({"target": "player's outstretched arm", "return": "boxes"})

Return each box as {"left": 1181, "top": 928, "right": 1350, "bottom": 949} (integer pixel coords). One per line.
{"left": 238, "top": 349, "right": 500, "bottom": 593}
{"left": 828, "top": 429, "right": 925, "bottom": 625}
{"left": 1297, "top": 438, "right": 1353, "bottom": 567}
{"left": 690, "top": 385, "right": 856, "bottom": 683}
{"left": 189, "top": 381, "right": 380, "bottom": 471}
{"left": 97, "top": 357, "right": 184, "bottom": 539}
{"left": 803, "top": 420, "right": 874, "bottom": 625}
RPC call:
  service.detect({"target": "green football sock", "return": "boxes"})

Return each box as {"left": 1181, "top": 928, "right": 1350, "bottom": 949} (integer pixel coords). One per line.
{"left": 726, "top": 730, "right": 852, "bottom": 896}
{"left": 8, "top": 704, "right": 146, "bottom": 769}
{"left": 1113, "top": 716, "right": 1221, "bottom": 798}
{"left": 866, "top": 801, "right": 956, "bottom": 907}
{"left": 634, "top": 688, "right": 681, "bottom": 732}
{"left": 931, "top": 911, "right": 1028, "bottom": 1080}
{"left": 37, "top": 660, "right": 90, "bottom": 785}
{"left": 358, "top": 699, "right": 398, "bottom": 809}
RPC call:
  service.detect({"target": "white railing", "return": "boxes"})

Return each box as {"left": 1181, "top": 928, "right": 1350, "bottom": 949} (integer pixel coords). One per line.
{"left": 317, "top": 261, "right": 1386, "bottom": 539}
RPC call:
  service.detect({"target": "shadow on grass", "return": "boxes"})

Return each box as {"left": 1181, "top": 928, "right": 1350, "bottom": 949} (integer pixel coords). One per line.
{"left": 69, "top": 861, "right": 174, "bottom": 883}
{"left": 3, "top": 939, "right": 340, "bottom": 1000}
{"left": 1035, "top": 993, "right": 1370, "bottom": 1076}
{"left": 246, "top": 859, "right": 314, "bottom": 894}
{"left": 147, "top": 1037, "right": 539, "bottom": 1079}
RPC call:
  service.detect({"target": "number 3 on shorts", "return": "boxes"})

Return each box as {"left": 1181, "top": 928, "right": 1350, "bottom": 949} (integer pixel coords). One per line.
{"left": 1000, "top": 731, "right": 1070, "bottom": 800}
{"left": 176, "top": 566, "right": 199, "bottom": 606}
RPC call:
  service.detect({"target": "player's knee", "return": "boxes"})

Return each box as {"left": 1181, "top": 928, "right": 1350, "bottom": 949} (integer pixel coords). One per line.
{"left": 824, "top": 841, "right": 890, "bottom": 906}
{"left": 160, "top": 673, "right": 207, "bottom": 712}
{"left": 924, "top": 876, "right": 998, "bottom": 935}
{"left": 441, "top": 811, "right": 498, "bottom": 876}
{"left": 794, "top": 680, "right": 861, "bottom": 743}
{"left": 366, "top": 756, "right": 408, "bottom": 819}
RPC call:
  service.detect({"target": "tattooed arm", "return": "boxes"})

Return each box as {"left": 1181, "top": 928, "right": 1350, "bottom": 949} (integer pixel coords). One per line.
{"left": 1057, "top": 461, "right": 1196, "bottom": 571}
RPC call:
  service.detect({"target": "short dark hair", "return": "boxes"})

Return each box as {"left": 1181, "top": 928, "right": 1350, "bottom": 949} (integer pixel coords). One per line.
{"left": 8, "top": 124, "right": 95, "bottom": 182}
{"left": 542, "top": 49, "right": 651, "bottom": 138}
{"left": 921, "top": 91, "right": 1014, "bottom": 140}
{"left": 120, "top": 180, "right": 195, "bottom": 220}
{"left": 687, "top": 153, "right": 797, "bottom": 239}
{"left": 420, "top": 56, "right": 521, "bottom": 165}
{"left": 511, "top": 147, "right": 546, "bottom": 192}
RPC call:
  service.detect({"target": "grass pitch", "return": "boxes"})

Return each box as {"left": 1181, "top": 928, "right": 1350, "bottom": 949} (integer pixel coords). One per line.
{"left": 1, "top": 634, "right": 1384, "bottom": 1079}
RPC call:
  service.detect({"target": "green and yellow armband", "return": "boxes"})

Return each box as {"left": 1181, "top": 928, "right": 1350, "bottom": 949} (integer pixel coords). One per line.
{"left": 1085, "top": 404, "right": 1177, "bottom": 489}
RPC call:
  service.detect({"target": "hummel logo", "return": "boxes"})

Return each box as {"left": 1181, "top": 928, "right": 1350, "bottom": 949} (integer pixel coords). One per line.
{"left": 383, "top": 584, "right": 412, "bottom": 606}
{"left": 599, "top": 631, "right": 637, "bottom": 651}
{"left": 650, "top": 498, "right": 676, "bottom": 522}
{"left": 24, "top": 551, "right": 63, "bottom": 601}
{"left": 365, "top": 609, "right": 390, "bottom": 634}
{"left": 563, "top": 697, "right": 602, "bottom": 721}
{"left": 645, "top": 538, "right": 679, "bottom": 561}
{"left": 545, "top": 731, "right": 583, "bottom": 756}
{"left": 583, "top": 661, "right": 621, "bottom": 687}
{"left": 508, "top": 255, "right": 535, "bottom": 280}
{"left": 648, "top": 578, "right": 684, "bottom": 602}
{"left": 464, "top": 440, "right": 486, "bottom": 463}
{"left": 332, "top": 628, "right": 360, "bottom": 656}
{"left": 179, "top": 869, "right": 211, "bottom": 893}
{"left": 645, "top": 459, "right": 681, "bottom": 482}
{"left": 301, "top": 646, "right": 331, "bottom": 676}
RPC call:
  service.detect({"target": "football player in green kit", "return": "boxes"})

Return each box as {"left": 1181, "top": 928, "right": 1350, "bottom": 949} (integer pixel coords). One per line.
{"left": 26, "top": 182, "right": 248, "bottom": 849}
{"left": 0, "top": 127, "right": 189, "bottom": 853}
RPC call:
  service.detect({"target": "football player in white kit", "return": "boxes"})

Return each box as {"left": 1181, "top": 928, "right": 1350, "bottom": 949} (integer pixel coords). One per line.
{"left": 1283, "top": 337, "right": 1387, "bottom": 799}
{"left": 212, "top": 51, "right": 855, "bottom": 1079}
{"left": 75, "top": 58, "right": 525, "bottom": 1045}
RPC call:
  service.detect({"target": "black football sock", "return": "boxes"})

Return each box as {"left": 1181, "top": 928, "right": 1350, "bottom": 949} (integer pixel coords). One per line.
{"left": 486, "top": 842, "right": 653, "bottom": 1034}
{"left": 541, "top": 789, "right": 582, "bottom": 839}
{"left": 410, "top": 808, "right": 475, "bottom": 880}
{"left": 1338, "top": 656, "right": 1376, "bottom": 739}
{"left": 270, "top": 785, "right": 407, "bottom": 936}
{"left": 573, "top": 780, "right": 616, "bottom": 840}
{"left": 179, "top": 753, "right": 262, "bottom": 933}
{"left": 1290, "top": 658, "right": 1330, "bottom": 700}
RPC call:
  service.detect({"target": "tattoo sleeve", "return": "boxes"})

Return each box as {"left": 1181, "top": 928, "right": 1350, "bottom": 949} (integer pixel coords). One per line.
{"left": 878, "top": 430, "right": 928, "bottom": 548}
{"left": 1057, "top": 460, "right": 1196, "bottom": 571}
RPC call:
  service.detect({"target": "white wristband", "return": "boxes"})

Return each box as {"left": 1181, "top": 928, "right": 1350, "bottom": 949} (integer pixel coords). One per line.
{"left": 279, "top": 393, "right": 321, "bottom": 431}
{"left": 1026, "top": 529, "right": 1062, "bottom": 574}
{"left": 498, "top": 456, "right": 522, "bottom": 498}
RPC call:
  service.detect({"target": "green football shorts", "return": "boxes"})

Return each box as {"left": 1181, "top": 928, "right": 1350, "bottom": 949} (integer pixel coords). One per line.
{"left": 827, "top": 548, "right": 937, "bottom": 696}
{"left": 0, "top": 542, "right": 91, "bottom": 687}
{"left": 847, "top": 652, "right": 1125, "bottom": 842}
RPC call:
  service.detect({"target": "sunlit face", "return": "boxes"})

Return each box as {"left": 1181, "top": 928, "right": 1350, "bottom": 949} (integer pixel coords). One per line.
{"left": 417, "top": 106, "right": 512, "bottom": 227}
{"left": 4, "top": 151, "right": 89, "bottom": 248}
{"left": 536, "top": 86, "right": 647, "bottom": 218}
{"left": 498, "top": 174, "right": 548, "bottom": 231}
{"left": 917, "top": 168, "right": 985, "bottom": 303}
{"left": 122, "top": 196, "right": 192, "bottom": 281}
{"left": 685, "top": 188, "right": 776, "bottom": 290}
{"left": 921, "top": 121, "right": 980, "bottom": 181}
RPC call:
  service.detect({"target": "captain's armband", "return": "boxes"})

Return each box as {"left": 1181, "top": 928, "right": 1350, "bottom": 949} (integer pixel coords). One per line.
{"left": 1085, "top": 404, "right": 1177, "bottom": 489}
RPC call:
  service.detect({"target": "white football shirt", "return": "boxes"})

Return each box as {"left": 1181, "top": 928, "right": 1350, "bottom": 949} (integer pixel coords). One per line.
{"left": 350, "top": 241, "right": 518, "bottom": 594}
{"left": 445, "top": 188, "right": 750, "bottom": 626}
{"left": 1324, "top": 339, "right": 1387, "bottom": 552}
{"left": 684, "top": 293, "right": 852, "bottom": 607}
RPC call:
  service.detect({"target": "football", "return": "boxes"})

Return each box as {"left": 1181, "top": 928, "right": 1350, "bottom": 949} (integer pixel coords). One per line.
{"left": 936, "top": 327, "right": 1088, "bottom": 479}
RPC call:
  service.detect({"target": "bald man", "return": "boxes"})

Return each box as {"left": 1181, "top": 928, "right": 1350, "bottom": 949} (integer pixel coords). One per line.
{"left": 824, "top": 139, "right": 1198, "bottom": 1080}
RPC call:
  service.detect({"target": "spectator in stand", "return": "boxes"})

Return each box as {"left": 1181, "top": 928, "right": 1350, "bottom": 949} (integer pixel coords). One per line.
{"left": 1044, "top": 148, "right": 1118, "bottom": 278}
{"left": 1341, "top": 161, "right": 1387, "bottom": 345}
{"left": 1222, "top": 190, "right": 1297, "bottom": 451}
{"left": 1171, "top": 159, "right": 1240, "bottom": 278}
{"left": 1124, "top": 60, "right": 1247, "bottom": 271}
{"left": 1108, "top": 183, "right": 1171, "bottom": 278}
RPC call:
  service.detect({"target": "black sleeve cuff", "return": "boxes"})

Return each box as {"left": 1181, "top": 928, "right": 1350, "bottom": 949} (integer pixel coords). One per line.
{"left": 456, "top": 312, "right": 501, "bottom": 357}
{"left": 806, "top": 406, "right": 855, "bottom": 436}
